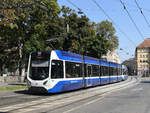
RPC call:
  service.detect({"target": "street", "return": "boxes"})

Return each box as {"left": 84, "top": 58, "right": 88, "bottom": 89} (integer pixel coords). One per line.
{"left": 1, "top": 1, "right": 150, "bottom": 113}
{"left": 51, "top": 78, "right": 150, "bottom": 113}
{"left": 1, "top": 77, "right": 150, "bottom": 113}
{"left": 0, "top": 77, "right": 137, "bottom": 113}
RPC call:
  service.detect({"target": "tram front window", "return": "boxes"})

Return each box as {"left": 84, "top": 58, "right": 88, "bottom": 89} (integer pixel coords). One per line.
{"left": 29, "top": 60, "right": 49, "bottom": 80}
{"left": 30, "top": 67, "right": 49, "bottom": 80}
{"left": 29, "top": 51, "right": 50, "bottom": 80}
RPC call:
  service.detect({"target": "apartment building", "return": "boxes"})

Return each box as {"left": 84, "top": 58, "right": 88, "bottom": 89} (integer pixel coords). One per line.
{"left": 136, "top": 38, "right": 150, "bottom": 76}
{"left": 122, "top": 58, "right": 136, "bottom": 75}
{"left": 101, "top": 50, "right": 121, "bottom": 63}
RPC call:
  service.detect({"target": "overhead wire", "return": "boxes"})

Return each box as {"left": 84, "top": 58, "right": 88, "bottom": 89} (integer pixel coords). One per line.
{"left": 119, "top": 0, "right": 145, "bottom": 41}
{"left": 65, "top": 0, "right": 134, "bottom": 61}
{"left": 92, "top": 0, "right": 137, "bottom": 47}
{"left": 121, "top": 1, "right": 150, "bottom": 13}
{"left": 134, "top": 0, "right": 150, "bottom": 28}
{"left": 91, "top": 0, "right": 136, "bottom": 57}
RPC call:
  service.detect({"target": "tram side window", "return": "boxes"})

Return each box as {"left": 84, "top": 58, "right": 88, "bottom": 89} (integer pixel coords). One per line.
{"left": 113, "top": 68, "right": 116, "bottom": 75}
{"left": 109, "top": 67, "right": 113, "bottom": 76}
{"left": 116, "top": 68, "right": 119, "bottom": 75}
{"left": 51, "top": 60, "right": 64, "bottom": 79}
{"left": 113, "top": 68, "right": 117, "bottom": 75}
{"left": 92, "top": 65, "right": 99, "bottom": 77}
{"left": 105, "top": 67, "right": 109, "bottom": 76}
{"left": 117, "top": 68, "right": 119, "bottom": 75}
{"left": 65, "top": 61, "right": 82, "bottom": 78}
{"left": 100, "top": 66, "right": 103, "bottom": 76}
{"left": 118, "top": 68, "right": 121, "bottom": 75}
{"left": 84, "top": 64, "right": 87, "bottom": 77}
{"left": 88, "top": 66, "right": 92, "bottom": 76}
{"left": 101, "top": 66, "right": 108, "bottom": 76}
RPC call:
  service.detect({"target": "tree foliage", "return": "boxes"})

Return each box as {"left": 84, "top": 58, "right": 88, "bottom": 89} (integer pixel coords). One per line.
{"left": 0, "top": 0, "right": 61, "bottom": 75}
{"left": 0, "top": 2, "right": 119, "bottom": 75}
{"left": 96, "top": 20, "right": 119, "bottom": 51}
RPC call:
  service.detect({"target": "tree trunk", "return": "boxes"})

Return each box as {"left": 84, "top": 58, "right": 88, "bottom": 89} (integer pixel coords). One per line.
{"left": 0, "top": 63, "right": 2, "bottom": 76}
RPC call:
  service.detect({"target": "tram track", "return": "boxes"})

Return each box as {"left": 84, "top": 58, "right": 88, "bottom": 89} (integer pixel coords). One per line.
{"left": 0, "top": 77, "right": 138, "bottom": 113}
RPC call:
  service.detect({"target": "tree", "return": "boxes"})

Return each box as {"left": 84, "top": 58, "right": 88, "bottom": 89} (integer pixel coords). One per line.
{"left": 0, "top": 2, "right": 119, "bottom": 77}
{"left": 96, "top": 20, "right": 119, "bottom": 51}
{"left": 0, "top": 0, "right": 61, "bottom": 76}
{"left": 60, "top": 6, "right": 96, "bottom": 54}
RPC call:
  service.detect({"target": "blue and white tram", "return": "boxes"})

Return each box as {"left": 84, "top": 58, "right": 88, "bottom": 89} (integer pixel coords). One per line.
{"left": 27, "top": 50, "right": 128, "bottom": 93}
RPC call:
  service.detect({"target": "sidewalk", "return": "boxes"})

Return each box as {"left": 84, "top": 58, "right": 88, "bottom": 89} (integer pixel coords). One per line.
{"left": 0, "top": 82, "right": 26, "bottom": 88}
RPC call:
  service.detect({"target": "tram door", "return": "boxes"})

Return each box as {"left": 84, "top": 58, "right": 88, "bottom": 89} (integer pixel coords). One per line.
{"left": 87, "top": 65, "right": 92, "bottom": 87}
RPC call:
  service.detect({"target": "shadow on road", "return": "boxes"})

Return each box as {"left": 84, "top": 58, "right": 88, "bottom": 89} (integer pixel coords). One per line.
{"left": 14, "top": 87, "right": 85, "bottom": 97}
{"left": 14, "top": 90, "right": 52, "bottom": 96}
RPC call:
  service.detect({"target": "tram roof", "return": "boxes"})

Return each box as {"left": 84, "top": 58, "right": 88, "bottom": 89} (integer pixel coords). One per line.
{"left": 100, "top": 60, "right": 109, "bottom": 66}
{"left": 109, "top": 61, "right": 121, "bottom": 68}
{"left": 55, "top": 50, "right": 100, "bottom": 64}
{"left": 54, "top": 50, "right": 121, "bottom": 67}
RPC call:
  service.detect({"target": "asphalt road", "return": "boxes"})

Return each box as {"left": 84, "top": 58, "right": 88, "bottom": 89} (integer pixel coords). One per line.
{"left": 43, "top": 77, "right": 150, "bottom": 113}
{"left": 0, "top": 77, "right": 139, "bottom": 113}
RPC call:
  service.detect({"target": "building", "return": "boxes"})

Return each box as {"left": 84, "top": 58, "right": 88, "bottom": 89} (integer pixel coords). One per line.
{"left": 102, "top": 50, "right": 120, "bottom": 63}
{"left": 136, "top": 38, "right": 150, "bottom": 76}
{"left": 122, "top": 58, "right": 136, "bottom": 75}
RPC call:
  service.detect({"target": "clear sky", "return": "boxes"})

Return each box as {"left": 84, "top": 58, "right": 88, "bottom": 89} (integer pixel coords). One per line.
{"left": 57, "top": 0, "right": 150, "bottom": 63}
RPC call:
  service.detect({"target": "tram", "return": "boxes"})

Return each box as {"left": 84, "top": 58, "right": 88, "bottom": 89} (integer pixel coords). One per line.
{"left": 27, "top": 50, "right": 128, "bottom": 93}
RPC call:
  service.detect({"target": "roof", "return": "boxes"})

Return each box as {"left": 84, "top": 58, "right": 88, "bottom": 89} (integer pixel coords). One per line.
{"left": 136, "top": 38, "right": 150, "bottom": 48}
{"left": 54, "top": 50, "right": 121, "bottom": 67}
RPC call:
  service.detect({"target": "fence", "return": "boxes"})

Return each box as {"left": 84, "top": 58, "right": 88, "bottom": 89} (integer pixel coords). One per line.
{"left": 0, "top": 76, "right": 25, "bottom": 83}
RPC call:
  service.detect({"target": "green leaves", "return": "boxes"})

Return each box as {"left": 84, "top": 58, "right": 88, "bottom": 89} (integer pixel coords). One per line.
{"left": 96, "top": 20, "right": 119, "bottom": 51}
{"left": 0, "top": 0, "right": 61, "bottom": 74}
{"left": 0, "top": 1, "right": 119, "bottom": 75}
{"left": 60, "top": 8, "right": 118, "bottom": 59}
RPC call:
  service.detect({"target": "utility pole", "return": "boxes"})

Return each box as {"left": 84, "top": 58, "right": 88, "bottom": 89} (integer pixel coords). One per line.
{"left": 67, "top": 24, "right": 69, "bottom": 33}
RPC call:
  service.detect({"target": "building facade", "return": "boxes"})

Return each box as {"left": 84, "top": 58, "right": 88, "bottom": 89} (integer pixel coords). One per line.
{"left": 122, "top": 58, "right": 137, "bottom": 75}
{"left": 102, "top": 50, "right": 120, "bottom": 63}
{"left": 136, "top": 38, "right": 150, "bottom": 76}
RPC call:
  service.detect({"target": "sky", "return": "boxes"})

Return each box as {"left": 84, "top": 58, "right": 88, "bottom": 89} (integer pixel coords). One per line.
{"left": 57, "top": 0, "right": 150, "bottom": 63}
